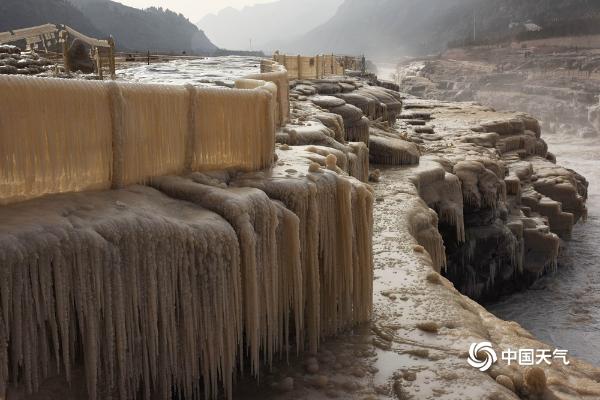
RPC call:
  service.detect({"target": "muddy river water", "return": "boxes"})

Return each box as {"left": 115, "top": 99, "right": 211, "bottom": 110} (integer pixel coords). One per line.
{"left": 489, "top": 134, "right": 600, "bottom": 366}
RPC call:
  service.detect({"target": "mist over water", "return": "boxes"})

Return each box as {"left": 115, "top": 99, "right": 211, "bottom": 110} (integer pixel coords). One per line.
{"left": 489, "top": 134, "right": 600, "bottom": 365}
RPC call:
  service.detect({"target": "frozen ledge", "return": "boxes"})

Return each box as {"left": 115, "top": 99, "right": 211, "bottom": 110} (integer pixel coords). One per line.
{"left": 5, "top": 73, "right": 600, "bottom": 400}
{"left": 226, "top": 82, "right": 600, "bottom": 399}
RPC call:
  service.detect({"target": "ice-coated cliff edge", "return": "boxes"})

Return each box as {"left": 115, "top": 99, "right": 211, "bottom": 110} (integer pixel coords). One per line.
{"left": 229, "top": 75, "right": 599, "bottom": 399}
{"left": 4, "top": 61, "right": 600, "bottom": 400}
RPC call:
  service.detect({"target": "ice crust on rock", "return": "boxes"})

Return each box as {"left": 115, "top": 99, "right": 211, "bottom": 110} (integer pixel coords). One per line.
{"left": 0, "top": 187, "right": 244, "bottom": 400}
{"left": 3, "top": 61, "right": 599, "bottom": 400}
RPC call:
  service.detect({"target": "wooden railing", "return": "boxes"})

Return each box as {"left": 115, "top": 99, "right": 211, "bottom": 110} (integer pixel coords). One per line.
{"left": 273, "top": 53, "right": 364, "bottom": 80}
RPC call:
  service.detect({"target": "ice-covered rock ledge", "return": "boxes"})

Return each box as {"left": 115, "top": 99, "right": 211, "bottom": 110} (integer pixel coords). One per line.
{"left": 227, "top": 80, "right": 600, "bottom": 399}
{"left": 397, "top": 99, "right": 588, "bottom": 300}
{"left": 4, "top": 70, "right": 599, "bottom": 399}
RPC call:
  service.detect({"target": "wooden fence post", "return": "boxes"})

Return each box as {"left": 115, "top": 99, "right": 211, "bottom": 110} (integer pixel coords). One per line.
{"left": 316, "top": 55, "right": 320, "bottom": 79}
{"left": 60, "top": 30, "right": 71, "bottom": 75}
{"left": 95, "top": 47, "right": 103, "bottom": 79}
{"left": 331, "top": 53, "right": 334, "bottom": 74}
{"left": 108, "top": 36, "right": 116, "bottom": 79}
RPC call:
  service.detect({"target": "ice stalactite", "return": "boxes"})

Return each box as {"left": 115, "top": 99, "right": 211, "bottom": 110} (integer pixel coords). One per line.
{"left": 344, "top": 117, "right": 370, "bottom": 145}
{"left": 117, "top": 82, "right": 190, "bottom": 185}
{"left": 331, "top": 87, "right": 404, "bottom": 125}
{"left": 454, "top": 160, "right": 504, "bottom": 210}
{"left": 246, "top": 68, "right": 290, "bottom": 127}
{"left": 232, "top": 152, "right": 374, "bottom": 351}
{"left": 506, "top": 218, "right": 525, "bottom": 273}
{"left": 411, "top": 159, "right": 465, "bottom": 244}
{"left": 231, "top": 173, "right": 321, "bottom": 352}
{"left": 504, "top": 175, "right": 521, "bottom": 197}
{"left": 312, "top": 112, "right": 346, "bottom": 142}
{"left": 439, "top": 173, "right": 466, "bottom": 243}
{"left": 277, "top": 124, "right": 370, "bottom": 183}
{"left": 333, "top": 92, "right": 386, "bottom": 122}
{"left": 309, "top": 95, "right": 370, "bottom": 145}
{"left": 193, "top": 85, "right": 276, "bottom": 172}
{"left": 350, "top": 182, "right": 375, "bottom": 322}
{"left": 407, "top": 200, "right": 447, "bottom": 272}
{"left": 272, "top": 201, "right": 304, "bottom": 355}
{"left": 522, "top": 218, "right": 560, "bottom": 275}
{"left": 150, "top": 175, "right": 303, "bottom": 373}
{"left": 0, "top": 187, "right": 244, "bottom": 400}
{"left": 355, "top": 86, "right": 404, "bottom": 124}
{"left": 348, "top": 142, "right": 370, "bottom": 183}
{"left": 447, "top": 222, "right": 522, "bottom": 299}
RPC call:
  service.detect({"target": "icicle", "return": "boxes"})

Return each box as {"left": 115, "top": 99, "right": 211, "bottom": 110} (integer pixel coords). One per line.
{"left": 231, "top": 154, "right": 375, "bottom": 346}
{"left": 150, "top": 175, "right": 306, "bottom": 375}
{"left": 0, "top": 187, "right": 244, "bottom": 400}
{"left": 407, "top": 202, "right": 447, "bottom": 271}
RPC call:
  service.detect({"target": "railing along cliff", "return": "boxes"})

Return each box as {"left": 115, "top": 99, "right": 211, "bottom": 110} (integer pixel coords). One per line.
{"left": 273, "top": 52, "right": 363, "bottom": 80}
{"left": 0, "top": 68, "right": 287, "bottom": 204}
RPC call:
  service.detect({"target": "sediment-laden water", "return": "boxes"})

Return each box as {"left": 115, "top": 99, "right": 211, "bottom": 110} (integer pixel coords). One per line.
{"left": 489, "top": 134, "right": 600, "bottom": 365}
{"left": 117, "top": 56, "right": 261, "bottom": 86}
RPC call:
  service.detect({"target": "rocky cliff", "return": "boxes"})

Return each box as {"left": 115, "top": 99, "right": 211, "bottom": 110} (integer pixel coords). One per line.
{"left": 398, "top": 46, "right": 600, "bottom": 138}
{"left": 280, "top": 0, "right": 600, "bottom": 57}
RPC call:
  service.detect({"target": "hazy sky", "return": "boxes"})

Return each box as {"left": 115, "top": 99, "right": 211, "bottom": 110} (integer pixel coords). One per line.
{"left": 117, "top": 0, "right": 276, "bottom": 22}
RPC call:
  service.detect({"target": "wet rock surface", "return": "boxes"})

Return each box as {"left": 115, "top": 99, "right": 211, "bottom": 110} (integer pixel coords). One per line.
{"left": 67, "top": 39, "right": 95, "bottom": 74}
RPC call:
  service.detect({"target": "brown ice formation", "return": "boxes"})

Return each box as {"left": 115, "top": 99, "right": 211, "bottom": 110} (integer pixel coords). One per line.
{"left": 230, "top": 65, "right": 598, "bottom": 400}
{"left": 2, "top": 54, "right": 599, "bottom": 400}
{"left": 0, "top": 64, "right": 375, "bottom": 399}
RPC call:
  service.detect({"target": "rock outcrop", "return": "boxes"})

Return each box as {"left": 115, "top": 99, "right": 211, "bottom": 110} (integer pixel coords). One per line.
{"left": 398, "top": 48, "right": 600, "bottom": 138}
{"left": 67, "top": 38, "right": 95, "bottom": 73}
{"left": 0, "top": 45, "right": 54, "bottom": 75}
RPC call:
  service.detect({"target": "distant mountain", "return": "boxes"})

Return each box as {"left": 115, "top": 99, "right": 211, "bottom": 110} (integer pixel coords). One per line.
{"left": 0, "top": 0, "right": 103, "bottom": 37}
{"left": 280, "top": 0, "right": 600, "bottom": 58}
{"left": 70, "top": 0, "right": 217, "bottom": 54}
{"left": 197, "top": 0, "right": 343, "bottom": 52}
{"left": 1, "top": 0, "right": 217, "bottom": 55}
